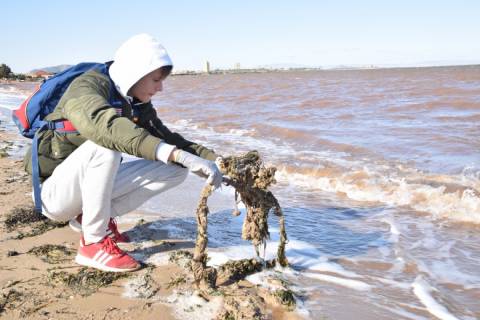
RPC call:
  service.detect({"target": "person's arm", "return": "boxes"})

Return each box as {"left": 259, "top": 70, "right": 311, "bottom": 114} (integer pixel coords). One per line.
{"left": 61, "top": 72, "right": 222, "bottom": 188}
{"left": 139, "top": 104, "right": 223, "bottom": 188}
{"left": 61, "top": 72, "right": 161, "bottom": 161}
{"left": 133, "top": 102, "right": 220, "bottom": 160}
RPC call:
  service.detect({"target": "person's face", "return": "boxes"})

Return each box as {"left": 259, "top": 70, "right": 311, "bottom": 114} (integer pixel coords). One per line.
{"left": 128, "top": 68, "right": 167, "bottom": 102}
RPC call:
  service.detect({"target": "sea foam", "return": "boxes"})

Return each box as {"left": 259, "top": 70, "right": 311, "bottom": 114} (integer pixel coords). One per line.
{"left": 412, "top": 276, "right": 460, "bottom": 320}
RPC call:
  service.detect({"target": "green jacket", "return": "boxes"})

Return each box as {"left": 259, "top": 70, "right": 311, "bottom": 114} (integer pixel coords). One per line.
{"left": 24, "top": 70, "right": 217, "bottom": 180}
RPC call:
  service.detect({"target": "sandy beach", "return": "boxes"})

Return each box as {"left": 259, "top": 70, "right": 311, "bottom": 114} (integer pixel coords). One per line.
{"left": 0, "top": 118, "right": 300, "bottom": 319}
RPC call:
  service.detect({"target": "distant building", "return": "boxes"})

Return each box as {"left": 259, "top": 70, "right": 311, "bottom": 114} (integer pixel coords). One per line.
{"left": 204, "top": 60, "right": 211, "bottom": 73}
{"left": 234, "top": 62, "right": 241, "bottom": 70}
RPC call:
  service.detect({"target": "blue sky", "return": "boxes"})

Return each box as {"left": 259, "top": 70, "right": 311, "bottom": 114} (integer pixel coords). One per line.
{"left": 3, "top": 0, "right": 480, "bottom": 72}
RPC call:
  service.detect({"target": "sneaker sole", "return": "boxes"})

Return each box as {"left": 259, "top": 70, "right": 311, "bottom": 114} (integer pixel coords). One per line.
{"left": 75, "top": 254, "right": 140, "bottom": 272}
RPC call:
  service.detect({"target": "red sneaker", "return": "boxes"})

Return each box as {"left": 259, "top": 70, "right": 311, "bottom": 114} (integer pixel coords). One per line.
{"left": 69, "top": 214, "right": 131, "bottom": 243}
{"left": 108, "top": 218, "right": 131, "bottom": 243}
{"left": 75, "top": 236, "right": 140, "bottom": 272}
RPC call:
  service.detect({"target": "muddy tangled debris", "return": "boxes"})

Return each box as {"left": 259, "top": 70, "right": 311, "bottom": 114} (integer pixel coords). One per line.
{"left": 168, "top": 249, "right": 295, "bottom": 319}
{"left": 216, "top": 290, "right": 265, "bottom": 320}
{"left": 216, "top": 258, "right": 269, "bottom": 285}
{"left": 220, "top": 151, "right": 288, "bottom": 260}
{"left": 219, "top": 150, "right": 288, "bottom": 266}
{"left": 191, "top": 151, "right": 289, "bottom": 289}
{"left": 166, "top": 151, "right": 296, "bottom": 318}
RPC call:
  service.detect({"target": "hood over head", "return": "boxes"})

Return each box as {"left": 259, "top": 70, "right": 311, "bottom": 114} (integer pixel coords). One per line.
{"left": 109, "top": 33, "right": 172, "bottom": 97}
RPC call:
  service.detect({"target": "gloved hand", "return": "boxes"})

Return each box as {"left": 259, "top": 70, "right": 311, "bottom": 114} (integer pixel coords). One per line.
{"left": 175, "top": 150, "right": 223, "bottom": 189}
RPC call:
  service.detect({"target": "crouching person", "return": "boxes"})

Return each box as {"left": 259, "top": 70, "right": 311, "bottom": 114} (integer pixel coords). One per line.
{"left": 23, "top": 34, "right": 222, "bottom": 272}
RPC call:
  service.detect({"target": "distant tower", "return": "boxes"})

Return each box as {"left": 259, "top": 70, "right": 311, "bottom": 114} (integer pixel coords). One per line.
{"left": 234, "top": 62, "right": 241, "bottom": 70}
{"left": 204, "top": 60, "right": 211, "bottom": 73}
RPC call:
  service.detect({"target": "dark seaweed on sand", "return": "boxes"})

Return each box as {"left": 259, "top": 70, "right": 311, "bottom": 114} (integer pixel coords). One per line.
{"left": 28, "top": 244, "right": 75, "bottom": 264}
{"left": 3, "top": 206, "right": 68, "bottom": 239}
{"left": 48, "top": 267, "right": 129, "bottom": 296}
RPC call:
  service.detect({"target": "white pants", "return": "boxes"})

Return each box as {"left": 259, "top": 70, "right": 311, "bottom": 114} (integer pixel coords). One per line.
{"left": 40, "top": 140, "right": 188, "bottom": 243}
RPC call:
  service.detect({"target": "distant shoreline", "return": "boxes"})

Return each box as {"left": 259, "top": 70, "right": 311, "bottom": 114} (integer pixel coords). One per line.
{"left": 172, "top": 63, "right": 480, "bottom": 75}
{"left": 5, "top": 63, "right": 479, "bottom": 81}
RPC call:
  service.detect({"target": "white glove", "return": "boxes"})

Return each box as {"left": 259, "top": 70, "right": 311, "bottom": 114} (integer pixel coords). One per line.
{"left": 175, "top": 150, "right": 223, "bottom": 189}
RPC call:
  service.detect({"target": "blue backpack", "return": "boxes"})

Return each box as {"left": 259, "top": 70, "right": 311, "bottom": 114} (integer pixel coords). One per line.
{"left": 12, "top": 62, "right": 123, "bottom": 213}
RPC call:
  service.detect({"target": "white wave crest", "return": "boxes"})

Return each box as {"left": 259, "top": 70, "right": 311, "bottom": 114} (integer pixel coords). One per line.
{"left": 276, "top": 166, "right": 480, "bottom": 224}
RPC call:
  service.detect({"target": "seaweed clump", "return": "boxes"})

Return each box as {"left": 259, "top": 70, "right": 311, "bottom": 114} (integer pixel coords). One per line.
{"left": 218, "top": 151, "right": 288, "bottom": 266}
{"left": 4, "top": 206, "right": 46, "bottom": 231}
{"left": 47, "top": 267, "right": 129, "bottom": 296}
{"left": 191, "top": 151, "right": 288, "bottom": 290}
{"left": 217, "top": 259, "right": 267, "bottom": 285}
{"left": 271, "top": 289, "right": 296, "bottom": 311}
{"left": 166, "top": 248, "right": 297, "bottom": 316}
{"left": 3, "top": 206, "right": 67, "bottom": 239}
{"left": 215, "top": 291, "right": 266, "bottom": 320}
{"left": 28, "top": 244, "right": 75, "bottom": 264}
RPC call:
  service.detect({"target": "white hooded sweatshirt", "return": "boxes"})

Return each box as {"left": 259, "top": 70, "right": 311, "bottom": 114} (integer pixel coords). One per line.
{"left": 109, "top": 34, "right": 175, "bottom": 163}
{"left": 109, "top": 33, "right": 172, "bottom": 98}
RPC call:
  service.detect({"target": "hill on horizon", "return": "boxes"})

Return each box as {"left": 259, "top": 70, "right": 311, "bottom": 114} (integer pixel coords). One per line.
{"left": 30, "top": 64, "right": 72, "bottom": 74}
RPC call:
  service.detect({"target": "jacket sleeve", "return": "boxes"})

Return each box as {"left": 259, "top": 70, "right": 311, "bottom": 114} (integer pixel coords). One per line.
{"left": 134, "top": 102, "right": 219, "bottom": 161}
{"left": 60, "top": 72, "right": 161, "bottom": 160}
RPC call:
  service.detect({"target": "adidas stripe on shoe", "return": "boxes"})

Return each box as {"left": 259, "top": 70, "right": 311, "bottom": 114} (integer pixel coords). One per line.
{"left": 75, "top": 236, "right": 140, "bottom": 272}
